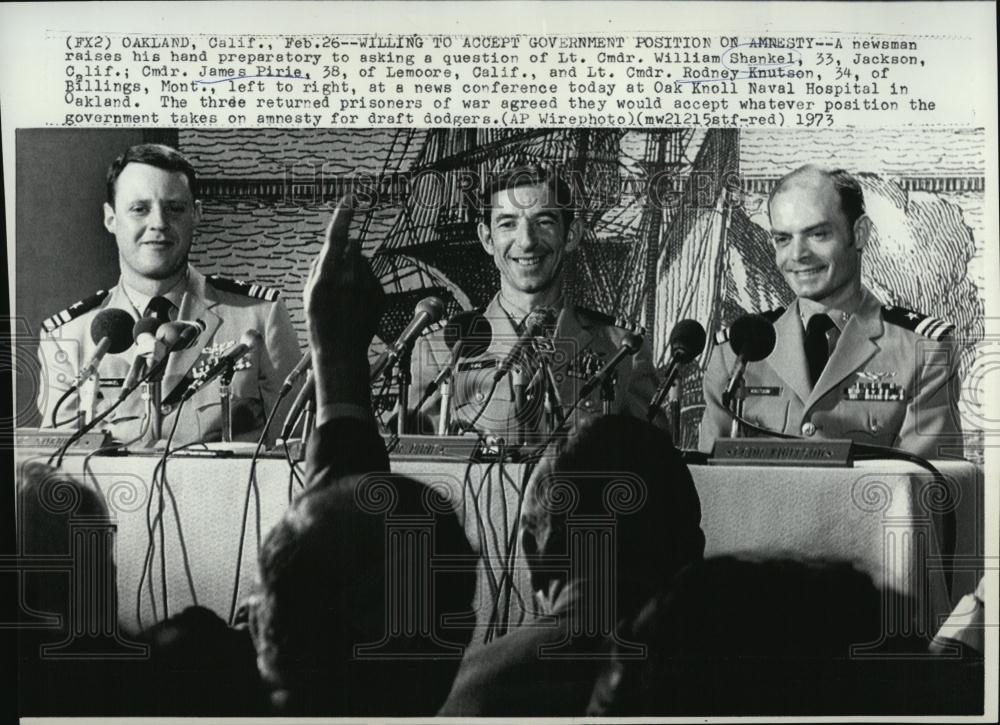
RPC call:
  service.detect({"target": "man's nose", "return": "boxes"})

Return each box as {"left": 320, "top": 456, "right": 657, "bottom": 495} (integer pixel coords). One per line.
{"left": 147, "top": 204, "right": 168, "bottom": 229}
{"left": 514, "top": 222, "right": 539, "bottom": 249}
{"left": 790, "top": 235, "right": 811, "bottom": 260}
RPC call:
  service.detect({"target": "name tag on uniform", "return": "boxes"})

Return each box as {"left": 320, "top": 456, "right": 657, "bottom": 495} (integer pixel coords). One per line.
{"left": 99, "top": 377, "right": 125, "bottom": 388}
{"left": 746, "top": 386, "right": 781, "bottom": 396}
{"left": 458, "top": 358, "right": 498, "bottom": 373}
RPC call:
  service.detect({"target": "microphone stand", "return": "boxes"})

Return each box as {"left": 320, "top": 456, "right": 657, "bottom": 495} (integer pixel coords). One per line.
{"left": 219, "top": 360, "right": 236, "bottom": 443}
{"left": 138, "top": 354, "right": 164, "bottom": 443}
{"left": 301, "top": 398, "right": 315, "bottom": 454}
{"left": 395, "top": 345, "right": 412, "bottom": 437}
{"left": 437, "top": 377, "right": 452, "bottom": 436}
{"left": 540, "top": 356, "right": 565, "bottom": 433}
{"left": 512, "top": 364, "right": 528, "bottom": 447}
{"left": 728, "top": 385, "right": 747, "bottom": 439}
{"left": 668, "top": 378, "right": 681, "bottom": 440}
{"left": 600, "top": 372, "right": 617, "bottom": 415}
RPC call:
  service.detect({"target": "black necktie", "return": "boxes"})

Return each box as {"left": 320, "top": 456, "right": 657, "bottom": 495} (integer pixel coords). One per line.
{"left": 144, "top": 296, "right": 173, "bottom": 323}
{"left": 805, "top": 313, "right": 836, "bottom": 387}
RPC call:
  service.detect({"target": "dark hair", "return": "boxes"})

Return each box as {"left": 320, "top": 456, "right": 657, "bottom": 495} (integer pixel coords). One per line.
{"left": 255, "top": 474, "right": 474, "bottom": 714}
{"left": 481, "top": 163, "right": 576, "bottom": 227}
{"left": 523, "top": 416, "right": 705, "bottom": 615}
{"left": 769, "top": 165, "right": 866, "bottom": 228}
{"left": 589, "top": 556, "right": 933, "bottom": 716}
{"left": 106, "top": 143, "right": 198, "bottom": 206}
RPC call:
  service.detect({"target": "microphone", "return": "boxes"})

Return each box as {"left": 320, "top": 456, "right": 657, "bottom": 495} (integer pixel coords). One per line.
{"left": 646, "top": 319, "right": 706, "bottom": 421}
{"left": 492, "top": 307, "right": 557, "bottom": 383}
{"left": 161, "top": 330, "right": 262, "bottom": 410}
{"left": 280, "top": 368, "right": 315, "bottom": 441}
{"left": 120, "top": 316, "right": 164, "bottom": 396}
{"left": 73, "top": 308, "right": 134, "bottom": 387}
{"left": 579, "top": 332, "right": 643, "bottom": 398}
{"left": 722, "top": 314, "right": 777, "bottom": 408}
{"left": 155, "top": 319, "right": 206, "bottom": 350}
{"left": 370, "top": 296, "right": 446, "bottom": 381}
{"left": 280, "top": 351, "right": 312, "bottom": 397}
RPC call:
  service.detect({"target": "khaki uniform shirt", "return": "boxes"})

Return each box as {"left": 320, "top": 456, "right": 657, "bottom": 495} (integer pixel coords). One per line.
{"left": 408, "top": 294, "right": 665, "bottom": 441}
{"left": 699, "top": 288, "right": 963, "bottom": 460}
{"left": 37, "top": 266, "right": 302, "bottom": 446}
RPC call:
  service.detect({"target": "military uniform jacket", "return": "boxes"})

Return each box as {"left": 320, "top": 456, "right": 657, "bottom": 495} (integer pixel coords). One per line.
{"left": 37, "top": 266, "right": 303, "bottom": 446}
{"left": 699, "top": 289, "right": 963, "bottom": 460}
{"left": 408, "top": 294, "right": 664, "bottom": 441}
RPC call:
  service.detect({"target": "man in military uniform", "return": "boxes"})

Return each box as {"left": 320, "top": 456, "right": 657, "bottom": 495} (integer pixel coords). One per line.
{"left": 408, "top": 165, "right": 663, "bottom": 441}
{"left": 700, "top": 166, "right": 963, "bottom": 460}
{"left": 37, "top": 144, "right": 302, "bottom": 446}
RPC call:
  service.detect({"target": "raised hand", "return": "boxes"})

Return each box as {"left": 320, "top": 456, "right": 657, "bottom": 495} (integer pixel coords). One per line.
{"left": 303, "top": 194, "right": 385, "bottom": 361}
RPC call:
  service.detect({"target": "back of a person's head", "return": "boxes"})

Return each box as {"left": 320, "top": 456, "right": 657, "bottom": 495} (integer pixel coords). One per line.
{"left": 126, "top": 605, "right": 267, "bottom": 715}
{"left": 523, "top": 416, "right": 705, "bottom": 614}
{"left": 16, "top": 462, "right": 112, "bottom": 620}
{"left": 254, "top": 473, "right": 474, "bottom": 715}
{"left": 591, "top": 556, "right": 924, "bottom": 715}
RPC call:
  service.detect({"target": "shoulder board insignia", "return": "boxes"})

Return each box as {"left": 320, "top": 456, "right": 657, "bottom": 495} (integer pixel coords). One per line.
{"left": 882, "top": 306, "right": 954, "bottom": 340}
{"left": 575, "top": 306, "right": 616, "bottom": 327}
{"left": 207, "top": 275, "right": 280, "bottom": 302}
{"left": 761, "top": 307, "right": 786, "bottom": 323}
{"left": 41, "top": 289, "right": 110, "bottom": 333}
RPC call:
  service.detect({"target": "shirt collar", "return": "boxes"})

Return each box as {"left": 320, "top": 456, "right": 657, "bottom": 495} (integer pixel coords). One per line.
{"left": 798, "top": 287, "right": 867, "bottom": 333}
{"left": 120, "top": 267, "right": 189, "bottom": 318}
{"left": 497, "top": 292, "right": 564, "bottom": 331}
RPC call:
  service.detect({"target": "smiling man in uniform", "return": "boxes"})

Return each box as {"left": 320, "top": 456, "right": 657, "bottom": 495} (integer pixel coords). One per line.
{"left": 699, "top": 165, "right": 963, "bottom": 460}
{"left": 409, "top": 164, "right": 663, "bottom": 440}
{"left": 37, "top": 143, "right": 301, "bottom": 445}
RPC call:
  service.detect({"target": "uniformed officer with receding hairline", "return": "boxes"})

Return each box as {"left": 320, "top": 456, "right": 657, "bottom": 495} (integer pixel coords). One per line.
{"left": 700, "top": 165, "right": 963, "bottom": 460}
{"left": 37, "top": 143, "right": 301, "bottom": 445}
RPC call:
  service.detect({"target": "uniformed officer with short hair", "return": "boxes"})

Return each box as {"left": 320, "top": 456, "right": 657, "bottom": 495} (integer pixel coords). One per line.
{"left": 408, "top": 165, "right": 664, "bottom": 441}
{"left": 699, "top": 165, "right": 963, "bottom": 460}
{"left": 37, "top": 143, "right": 302, "bottom": 445}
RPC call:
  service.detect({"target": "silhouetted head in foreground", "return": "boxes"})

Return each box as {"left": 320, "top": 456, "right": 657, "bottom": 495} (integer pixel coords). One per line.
{"left": 589, "top": 555, "right": 941, "bottom": 716}
{"left": 251, "top": 473, "right": 475, "bottom": 715}
{"left": 521, "top": 415, "right": 705, "bottom": 619}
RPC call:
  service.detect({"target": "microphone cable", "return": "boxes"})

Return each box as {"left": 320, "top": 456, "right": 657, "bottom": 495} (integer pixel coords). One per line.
{"left": 227, "top": 390, "right": 285, "bottom": 625}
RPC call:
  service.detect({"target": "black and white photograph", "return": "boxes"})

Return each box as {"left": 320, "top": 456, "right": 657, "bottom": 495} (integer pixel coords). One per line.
{"left": 1, "top": 2, "right": 996, "bottom": 723}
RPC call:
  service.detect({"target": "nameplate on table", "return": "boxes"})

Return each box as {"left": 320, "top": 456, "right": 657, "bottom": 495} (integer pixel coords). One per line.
{"left": 386, "top": 434, "right": 528, "bottom": 462}
{"left": 710, "top": 438, "right": 854, "bottom": 467}
{"left": 15, "top": 427, "right": 112, "bottom": 452}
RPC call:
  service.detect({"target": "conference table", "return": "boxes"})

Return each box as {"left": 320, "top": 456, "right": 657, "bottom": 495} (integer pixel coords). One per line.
{"left": 14, "top": 442, "right": 981, "bottom": 649}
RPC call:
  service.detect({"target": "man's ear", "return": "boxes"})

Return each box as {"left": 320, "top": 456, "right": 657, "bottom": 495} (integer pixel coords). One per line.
{"left": 565, "top": 216, "right": 584, "bottom": 253}
{"left": 103, "top": 202, "right": 116, "bottom": 235}
{"left": 193, "top": 199, "right": 203, "bottom": 225}
{"left": 477, "top": 221, "right": 494, "bottom": 255}
{"left": 853, "top": 214, "right": 872, "bottom": 253}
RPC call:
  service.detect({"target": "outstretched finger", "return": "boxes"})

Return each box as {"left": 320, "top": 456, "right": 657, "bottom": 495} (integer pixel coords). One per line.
{"left": 319, "top": 193, "right": 358, "bottom": 271}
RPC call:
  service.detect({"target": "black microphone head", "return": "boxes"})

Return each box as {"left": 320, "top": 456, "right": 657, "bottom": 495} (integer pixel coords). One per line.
{"left": 415, "top": 296, "right": 446, "bottom": 325}
{"left": 157, "top": 319, "right": 206, "bottom": 349}
{"left": 622, "top": 332, "right": 643, "bottom": 354}
{"left": 90, "top": 308, "right": 134, "bottom": 353}
{"left": 669, "top": 319, "right": 707, "bottom": 363}
{"left": 132, "top": 316, "right": 161, "bottom": 342}
{"left": 444, "top": 310, "right": 493, "bottom": 358}
{"left": 729, "top": 314, "right": 777, "bottom": 362}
